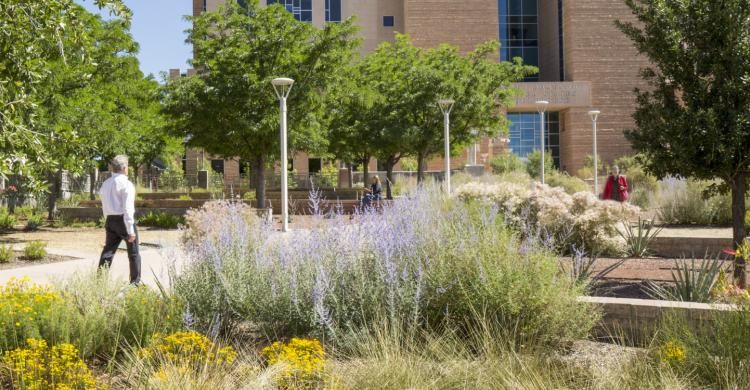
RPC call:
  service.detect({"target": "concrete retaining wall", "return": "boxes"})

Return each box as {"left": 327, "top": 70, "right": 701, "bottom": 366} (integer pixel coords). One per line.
{"left": 579, "top": 296, "right": 735, "bottom": 343}
{"left": 650, "top": 236, "right": 733, "bottom": 258}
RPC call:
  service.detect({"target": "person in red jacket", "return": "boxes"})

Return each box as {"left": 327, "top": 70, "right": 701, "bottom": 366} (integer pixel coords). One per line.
{"left": 602, "top": 165, "right": 629, "bottom": 202}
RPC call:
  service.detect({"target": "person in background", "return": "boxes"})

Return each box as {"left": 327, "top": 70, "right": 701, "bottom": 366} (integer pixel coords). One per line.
{"left": 602, "top": 165, "right": 629, "bottom": 202}
{"left": 98, "top": 155, "right": 141, "bottom": 285}
{"left": 361, "top": 175, "right": 382, "bottom": 208}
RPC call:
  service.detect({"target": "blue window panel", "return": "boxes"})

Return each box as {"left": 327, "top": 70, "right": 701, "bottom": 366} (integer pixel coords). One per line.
{"left": 383, "top": 15, "right": 395, "bottom": 27}
{"left": 498, "top": 0, "right": 540, "bottom": 81}
{"left": 267, "top": 0, "right": 311, "bottom": 22}
{"left": 506, "top": 112, "right": 560, "bottom": 167}
{"left": 326, "top": 0, "right": 342, "bottom": 22}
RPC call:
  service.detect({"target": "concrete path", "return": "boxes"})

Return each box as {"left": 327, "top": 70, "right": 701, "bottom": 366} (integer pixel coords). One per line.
{"left": 0, "top": 228, "right": 184, "bottom": 288}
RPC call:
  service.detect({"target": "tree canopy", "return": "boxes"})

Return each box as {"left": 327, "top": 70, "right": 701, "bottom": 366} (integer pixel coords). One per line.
{"left": 617, "top": 0, "right": 750, "bottom": 285}
{"left": 162, "top": 0, "right": 359, "bottom": 208}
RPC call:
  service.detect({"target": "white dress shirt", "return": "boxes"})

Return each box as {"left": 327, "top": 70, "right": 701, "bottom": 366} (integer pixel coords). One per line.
{"left": 99, "top": 173, "right": 136, "bottom": 235}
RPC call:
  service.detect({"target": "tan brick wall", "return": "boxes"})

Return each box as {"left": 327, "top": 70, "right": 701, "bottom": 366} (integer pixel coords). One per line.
{"left": 560, "top": 0, "right": 650, "bottom": 172}
{"left": 404, "top": 0, "right": 498, "bottom": 53}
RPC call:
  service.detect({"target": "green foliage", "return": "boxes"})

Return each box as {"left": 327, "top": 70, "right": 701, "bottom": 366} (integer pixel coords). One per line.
{"left": 23, "top": 241, "right": 47, "bottom": 260}
{"left": 657, "top": 179, "right": 733, "bottom": 225}
{"left": 178, "top": 195, "right": 192, "bottom": 201}
{"left": 575, "top": 154, "right": 608, "bottom": 180}
{"left": 525, "top": 150, "right": 556, "bottom": 179}
{"left": 0, "top": 245, "right": 14, "bottom": 263}
{"left": 317, "top": 164, "right": 340, "bottom": 188}
{"left": 647, "top": 257, "right": 724, "bottom": 302}
{"left": 490, "top": 154, "right": 525, "bottom": 175}
{"left": 0, "top": 273, "right": 182, "bottom": 358}
{"left": 24, "top": 214, "right": 45, "bottom": 232}
{"left": 399, "top": 157, "right": 418, "bottom": 172}
{"left": 617, "top": 0, "right": 750, "bottom": 244}
{"left": 159, "top": 169, "right": 187, "bottom": 192}
{"left": 546, "top": 171, "right": 589, "bottom": 195}
{"left": 658, "top": 305, "right": 750, "bottom": 387}
{"left": 617, "top": 218, "right": 663, "bottom": 258}
{"left": 137, "top": 212, "right": 183, "bottom": 230}
{"left": 163, "top": 1, "right": 359, "bottom": 209}
{"left": 0, "top": 208, "right": 18, "bottom": 230}
{"left": 242, "top": 191, "right": 256, "bottom": 201}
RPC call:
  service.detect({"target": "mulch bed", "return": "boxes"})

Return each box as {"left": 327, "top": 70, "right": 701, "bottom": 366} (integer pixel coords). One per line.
{"left": 0, "top": 251, "right": 80, "bottom": 270}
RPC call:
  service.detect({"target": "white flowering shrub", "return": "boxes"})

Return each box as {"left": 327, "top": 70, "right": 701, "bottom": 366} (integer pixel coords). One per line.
{"left": 456, "top": 182, "right": 640, "bottom": 255}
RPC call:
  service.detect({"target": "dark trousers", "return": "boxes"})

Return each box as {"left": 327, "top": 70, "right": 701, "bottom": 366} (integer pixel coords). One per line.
{"left": 99, "top": 215, "right": 141, "bottom": 284}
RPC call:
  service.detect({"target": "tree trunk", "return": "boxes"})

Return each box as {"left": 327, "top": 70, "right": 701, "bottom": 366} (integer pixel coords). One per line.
{"left": 253, "top": 156, "right": 266, "bottom": 211}
{"left": 347, "top": 163, "right": 353, "bottom": 188}
{"left": 89, "top": 168, "right": 98, "bottom": 201}
{"left": 47, "top": 170, "right": 60, "bottom": 221}
{"left": 385, "top": 163, "right": 394, "bottom": 200}
{"left": 362, "top": 156, "right": 370, "bottom": 187}
{"left": 416, "top": 151, "right": 427, "bottom": 184}
{"left": 731, "top": 172, "right": 748, "bottom": 288}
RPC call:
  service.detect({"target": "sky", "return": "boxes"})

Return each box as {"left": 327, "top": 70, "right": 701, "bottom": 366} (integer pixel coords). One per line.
{"left": 76, "top": 0, "right": 193, "bottom": 80}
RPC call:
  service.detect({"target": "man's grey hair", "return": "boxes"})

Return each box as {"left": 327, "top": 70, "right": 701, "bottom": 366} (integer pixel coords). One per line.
{"left": 111, "top": 155, "right": 129, "bottom": 173}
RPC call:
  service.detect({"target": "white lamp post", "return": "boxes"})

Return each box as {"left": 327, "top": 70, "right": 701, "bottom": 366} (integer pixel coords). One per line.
{"left": 535, "top": 100, "right": 549, "bottom": 184}
{"left": 588, "top": 110, "right": 601, "bottom": 195}
{"left": 438, "top": 99, "right": 455, "bottom": 194}
{"left": 272, "top": 77, "right": 294, "bottom": 232}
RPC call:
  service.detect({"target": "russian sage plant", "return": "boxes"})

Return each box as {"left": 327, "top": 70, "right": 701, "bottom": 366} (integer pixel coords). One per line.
{"left": 174, "top": 190, "right": 598, "bottom": 349}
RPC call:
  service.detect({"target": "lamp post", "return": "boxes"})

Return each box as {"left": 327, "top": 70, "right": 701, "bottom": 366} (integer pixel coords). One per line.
{"left": 438, "top": 99, "right": 455, "bottom": 194}
{"left": 535, "top": 100, "right": 549, "bottom": 184}
{"left": 272, "top": 77, "right": 294, "bottom": 232}
{"left": 588, "top": 110, "right": 601, "bottom": 195}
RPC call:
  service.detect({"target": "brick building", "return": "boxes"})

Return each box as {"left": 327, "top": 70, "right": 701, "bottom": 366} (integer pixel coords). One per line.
{"left": 177, "top": 0, "right": 648, "bottom": 185}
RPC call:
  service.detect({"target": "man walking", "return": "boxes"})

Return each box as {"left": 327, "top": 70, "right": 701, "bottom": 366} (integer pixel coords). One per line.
{"left": 99, "top": 155, "right": 141, "bottom": 284}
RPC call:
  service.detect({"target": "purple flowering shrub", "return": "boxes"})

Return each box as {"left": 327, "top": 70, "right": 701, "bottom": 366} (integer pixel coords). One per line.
{"left": 174, "top": 190, "right": 598, "bottom": 348}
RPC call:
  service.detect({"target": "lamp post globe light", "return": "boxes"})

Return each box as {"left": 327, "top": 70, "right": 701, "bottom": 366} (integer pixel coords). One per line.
{"left": 535, "top": 100, "right": 549, "bottom": 184}
{"left": 272, "top": 77, "right": 294, "bottom": 232}
{"left": 588, "top": 110, "right": 601, "bottom": 196}
{"left": 438, "top": 99, "right": 455, "bottom": 194}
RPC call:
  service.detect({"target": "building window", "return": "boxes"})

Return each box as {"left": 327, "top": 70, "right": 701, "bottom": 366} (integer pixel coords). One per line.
{"left": 202, "top": 0, "right": 207, "bottom": 11}
{"left": 267, "top": 0, "right": 313, "bottom": 22}
{"left": 325, "top": 0, "right": 341, "bottom": 22}
{"left": 383, "top": 15, "right": 395, "bottom": 27}
{"left": 506, "top": 112, "right": 560, "bottom": 168}
{"left": 498, "top": 0, "right": 539, "bottom": 81}
{"left": 210, "top": 159, "right": 225, "bottom": 174}
{"left": 308, "top": 158, "right": 322, "bottom": 174}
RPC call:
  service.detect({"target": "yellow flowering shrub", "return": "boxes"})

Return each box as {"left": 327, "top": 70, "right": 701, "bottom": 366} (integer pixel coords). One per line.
{"left": 140, "top": 331, "right": 236, "bottom": 383}
{"left": 0, "top": 277, "right": 61, "bottom": 351}
{"left": 261, "top": 338, "right": 326, "bottom": 389}
{"left": 2, "top": 338, "right": 99, "bottom": 390}
{"left": 659, "top": 340, "right": 686, "bottom": 364}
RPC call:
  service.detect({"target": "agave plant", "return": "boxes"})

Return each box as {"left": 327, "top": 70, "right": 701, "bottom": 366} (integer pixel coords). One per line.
{"left": 618, "top": 218, "right": 663, "bottom": 258}
{"left": 647, "top": 256, "right": 726, "bottom": 302}
{"left": 569, "top": 246, "right": 626, "bottom": 290}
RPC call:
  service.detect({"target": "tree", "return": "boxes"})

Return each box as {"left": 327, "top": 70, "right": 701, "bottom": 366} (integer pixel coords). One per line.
{"left": 0, "top": 0, "right": 129, "bottom": 178}
{"left": 328, "top": 34, "right": 533, "bottom": 198}
{"left": 31, "top": 9, "right": 175, "bottom": 218}
{"left": 617, "top": 0, "right": 750, "bottom": 286}
{"left": 162, "top": 1, "right": 359, "bottom": 209}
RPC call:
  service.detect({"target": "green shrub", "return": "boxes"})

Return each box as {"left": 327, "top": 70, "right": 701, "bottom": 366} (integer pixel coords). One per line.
{"left": 525, "top": 150, "right": 556, "bottom": 179}
{"left": 575, "top": 154, "right": 608, "bottom": 180}
{"left": 0, "top": 273, "right": 182, "bottom": 357}
{"left": 0, "top": 245, "right": 14, "bottom": 263}
{"left": 490, "top": 154, "right": 525, "bottom": 174}
{"left": 614, "top": 154, "right": 659, "bottom": 196}
{"left": 657, "top": 178, "right": 732, "bottom": 225}
{"left": 138, "top": 211, "right": 184, "bottom": 229}
{"left": 24, "top": 214, "right": 45, "bottom": 231}
{"left": 545, "top": 171, "right": 589, "bottom": 194}
{"left": 657, "top": 304, "right": 750, "bottom": 387}
{"left": 317, "top": 164, "right": 340, "bottom": 188}
{"left": 23, "top": 241, "right": 47, "bottom": 260}
{"left": 745, "top": 209, "right": 749, "bottom": 231}
{"left": 178, "top": 194, "right": 192, "bottom": 200}
{"left": 0, "top": 208, "right": 17, "bottom": 230}
{"left": 241, "top": 190, "right": 256, "bottom": 201}
{"left": 400, "top": 157, "right": 418, "bottom": 172}
{"left": 159, "top": 169, "right": 187, "bottom": 192}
